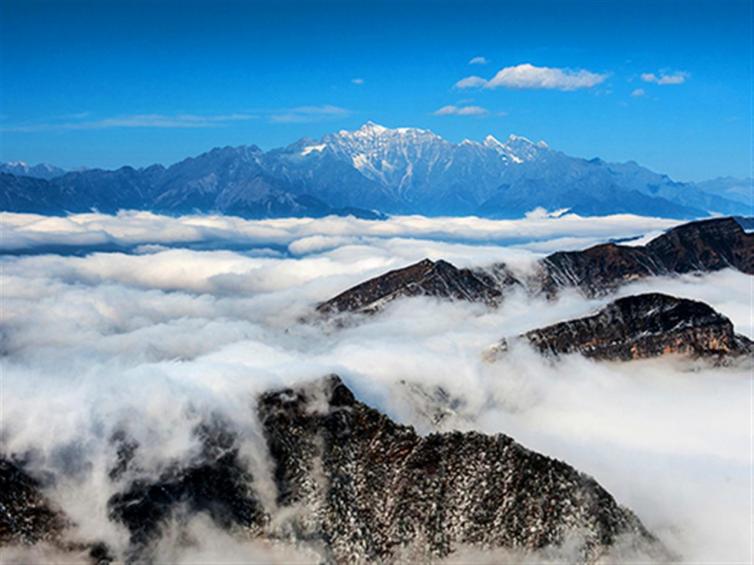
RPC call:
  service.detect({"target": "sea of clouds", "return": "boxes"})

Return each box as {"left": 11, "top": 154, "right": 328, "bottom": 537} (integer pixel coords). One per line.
{"left": 0, "top": 211, "right": 751, "bottom": 563}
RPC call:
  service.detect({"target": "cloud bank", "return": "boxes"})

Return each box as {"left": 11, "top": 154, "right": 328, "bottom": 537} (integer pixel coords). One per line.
{"left": 1, "top": 213, "right": 749, "bottom": 562}
{"left": 0, "top": 211, "right": 681, "bottom": 255}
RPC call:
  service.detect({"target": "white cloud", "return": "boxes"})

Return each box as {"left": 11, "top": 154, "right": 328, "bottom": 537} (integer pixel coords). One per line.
{"left": 433, "top": 104, "right": 489, "bottom": 116}
{"left": 457, "top": 63, "right": 608, "bottom": 91}
{"left": 0, "top": 210, "right": 681, "bottom": 254}
{"left": 351, "top": 78, "right": 365, "bottom": 85}
{"left": 641, "top": 71, "right": 689, "bottom": 85}
{"left": 631, "top": 88, "right": 646, "bottom": 97}
{"left": 1, "top": 113, "right": 257, "bottom": 132}
{"left": 469, "top": 56, "right": 488, "bottom": 65}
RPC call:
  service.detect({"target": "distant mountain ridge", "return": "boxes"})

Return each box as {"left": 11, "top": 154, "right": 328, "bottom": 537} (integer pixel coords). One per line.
{"left": 1, "top": 122, "right": 750, "bottom": 218}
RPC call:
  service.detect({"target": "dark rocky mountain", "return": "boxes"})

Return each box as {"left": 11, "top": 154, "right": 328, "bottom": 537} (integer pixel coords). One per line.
{"left": 494, "top": 293, "right": 753, "bottom": 362}
{"left": 2, "top": 123, "right": 749, "bottom": 218}
{"left": 539, "top": 216, "right": 754, "bottom": 297}
{"left": 318, "top": 217, "right": 754, "bottom": 315}
{"left": 0, "top": 377, "right": 666, "bottom": 563}
{"left": 317, "top": 258, "right": 519, "bottom": 316}
{"left": 254, "top": 376, "right": 663, "bottom": 562}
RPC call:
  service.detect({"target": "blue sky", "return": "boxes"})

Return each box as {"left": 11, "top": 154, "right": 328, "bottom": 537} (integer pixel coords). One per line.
{"left": 0, "top": 0, "right": 751, "bottom": 180}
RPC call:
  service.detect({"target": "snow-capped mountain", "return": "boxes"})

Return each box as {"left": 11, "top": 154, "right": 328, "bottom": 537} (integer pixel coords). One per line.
{"left": 0, "top": 161, "right": 66, "bottom": 180}
{"left": 0, "top": 122, "right": 749, "bottom": 218}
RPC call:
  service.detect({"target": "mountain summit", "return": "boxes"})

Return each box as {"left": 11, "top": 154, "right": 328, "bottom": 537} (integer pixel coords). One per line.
{"left": 1, "top": 123, "right": 750, "bottom": 218}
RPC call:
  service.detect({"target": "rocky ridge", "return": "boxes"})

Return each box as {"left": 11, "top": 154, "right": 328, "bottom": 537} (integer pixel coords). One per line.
{"left": 493, "top": 293, "right": 753, "bottom": 362}
{"left": 317, "top": 217, "right": 754, "bottom": 316}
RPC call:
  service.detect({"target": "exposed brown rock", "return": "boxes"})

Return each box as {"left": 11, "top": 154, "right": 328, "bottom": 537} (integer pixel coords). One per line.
{"left": 499, "top": 293, "right": 752, "bottom": 362}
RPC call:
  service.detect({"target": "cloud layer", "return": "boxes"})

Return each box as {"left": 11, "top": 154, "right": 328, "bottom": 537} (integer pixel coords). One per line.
{"left": 1, "top": 212, "right": 749, "bottom": 562}
{"left": 0, "top": 210, "right": 681, "bottom": 255}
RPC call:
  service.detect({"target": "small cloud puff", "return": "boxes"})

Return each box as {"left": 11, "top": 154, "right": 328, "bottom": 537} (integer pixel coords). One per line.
{"left": 641, "top": 71, "right": 689, "bottom": 85}
{"left": 351, "top": 78, "right": 365, "bottom": 85}
{"left": 456, "top": 63, "right": 607, "bottom": 91}
{"left": 631, "top": 88, "right": 646, "bottom": 97}
{"left": 433, "top": 104, "right": 489, "bottom": 116}
{"left": 469, "top": 56, "right": 488, "bottom": 65}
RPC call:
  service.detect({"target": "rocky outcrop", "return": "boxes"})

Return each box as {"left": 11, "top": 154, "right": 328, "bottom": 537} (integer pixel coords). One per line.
{"left": 318, "top": 217, "right": 754, "bottom": 315}
{"left": 540, "top": 217, "right": 754, "bottom": 296}
{"left": 316, "top": 258, "right": 518, "bottom": 316}
{"left": 495, "top": 293, "right": 752, "bottom": 362}
{"left": 256, "top": 376, "right": 661, "bottom": 563}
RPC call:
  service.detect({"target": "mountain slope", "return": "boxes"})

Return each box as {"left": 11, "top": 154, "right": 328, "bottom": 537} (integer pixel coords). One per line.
{"left": 2, "top": 123, "right": 749, "bottom": 218}
{"left": 318, "top": 217, "right": 754, "bottom": 315}
{"left": 496, "top": 293, "right": 753, "bottom": 362}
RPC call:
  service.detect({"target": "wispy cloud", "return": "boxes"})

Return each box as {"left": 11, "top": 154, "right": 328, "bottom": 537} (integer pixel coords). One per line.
{"left": 1, "top": 113, "right": 257, "bottom": 132}
{"left": 455, "top": 76, "right": 488, "bottom": 89}
{"left": 433, "top": 104, "right": 488, "bottom": 116}
{"left": 268, "top": 105, "right": 352, "bottom": 124}
{"left": 351, "top": 78, "right": 365, "bottom": 85}
{"left": 641, "top": 71, "right": 689, "bottom": 85}
{"left": 456, "top": 63, "right": 608, "bottom": 91}
{"left": 468, "top": 56, "right": 488, "bottom": 65}
{"left": 631, "top": 88, "right": 646, "bottom": 97}
{"left": 3, "top": 106, "right": 354, "bottom": 131}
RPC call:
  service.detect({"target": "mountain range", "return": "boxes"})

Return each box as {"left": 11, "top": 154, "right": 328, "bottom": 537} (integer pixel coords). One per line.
{"left": 2, "top": 122, "right": 751, "bottom": 219}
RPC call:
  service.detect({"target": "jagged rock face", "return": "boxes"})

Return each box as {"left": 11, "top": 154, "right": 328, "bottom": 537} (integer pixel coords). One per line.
{"left": 258, "top": 376, "right": 660, "bottom": 562}
{"left": 0, "top": 458, "right": 67, "bottom": 546}
{"left": 316, "top": 258, "right": 518, "bottom": 316}
{"left": 318, "top": 217, "right": 754, "bottom": 314}
{"left": 511, "top": 293, "right": 753, "bottom": 361}
{"left": 537, "top": 243, "right": 666, "bottom": 297}
{"left": 645, "top": 217, "right": 754, "bottom": 274}
{"left": 539, "top": 217, "right": 754, "bottom": 297}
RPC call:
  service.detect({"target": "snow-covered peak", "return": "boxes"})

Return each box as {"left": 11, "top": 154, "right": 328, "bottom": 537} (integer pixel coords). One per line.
{"left": 358, "top": 121, "right": 388, "bottom": 134}
{"left": 507, "top": 134, "right": 549, "bottom": 149}
{"left": 483, "top": 134, "right": 504, "bottom": 149}
{"left": 301, "top": 143, "right": 326, "bottom": 156}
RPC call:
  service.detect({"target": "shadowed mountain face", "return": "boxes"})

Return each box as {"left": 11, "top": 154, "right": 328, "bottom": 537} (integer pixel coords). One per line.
{"left": 498, "top": 293, "right": 753, "bottom": 362}
{"left": 316, "top": 258, "right": 519, "bottom": 316}
{"left": 0, "top": 377, "right": 666, "bottom": 563}
{"left": 317, "top": 217, "right": 754, "bottom": 315}
{"left": 1, "top": 123, "right": 750, "bottom": 218}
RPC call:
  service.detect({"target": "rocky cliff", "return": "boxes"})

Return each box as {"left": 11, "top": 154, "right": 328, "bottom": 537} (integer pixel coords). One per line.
{"left": 494, "top": 293, "right": 752, "bottom": 362}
